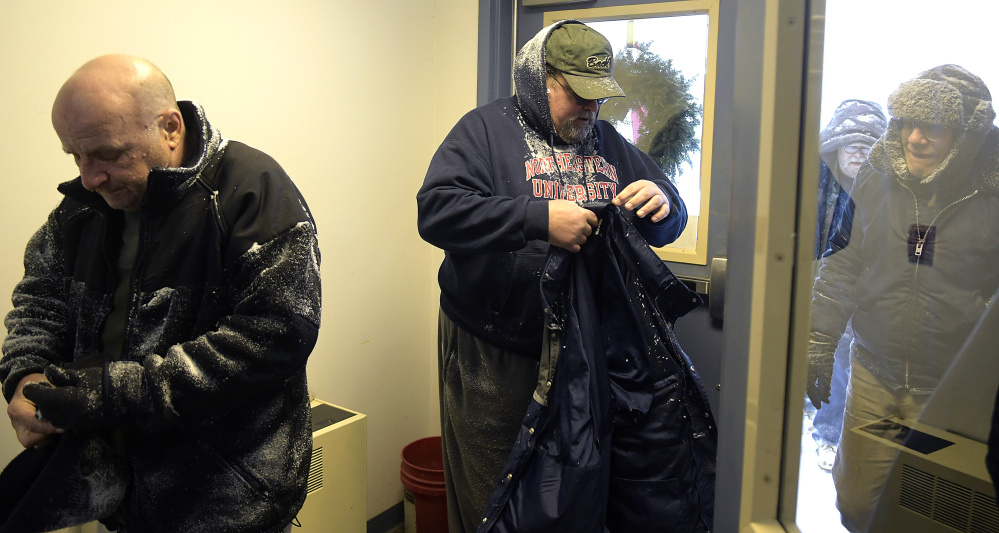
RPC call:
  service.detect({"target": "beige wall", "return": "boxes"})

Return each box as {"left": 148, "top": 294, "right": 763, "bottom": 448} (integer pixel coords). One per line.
{"left": 0, "top": 0, "right": 476, "bottom": 521}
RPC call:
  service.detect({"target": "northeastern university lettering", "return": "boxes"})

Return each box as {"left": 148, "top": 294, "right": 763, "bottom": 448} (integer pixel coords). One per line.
{"left": 525, "top": 153, "right": 619, "bottom": 201}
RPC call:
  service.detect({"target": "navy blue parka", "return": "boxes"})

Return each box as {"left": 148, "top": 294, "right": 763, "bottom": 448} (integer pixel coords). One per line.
{"left": 478, "top": 204, "right": 716, "bottom": 532}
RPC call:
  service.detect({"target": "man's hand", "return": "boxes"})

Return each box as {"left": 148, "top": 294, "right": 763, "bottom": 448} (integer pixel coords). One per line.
{"left": 7, "top": 373, "right": 63, "bottom": 448}
{"left": 22, "top": 366, "right": 105, "bottom": 431}
{"left": 549, "top": 199, "right": 599, "bottom": 253}
{"left": 807, "top": 332, "right": 838, "bottom": 409}
{"left": 807, "top": 361, "right": 833, "bottom": 410}
{"left": 612, "top": 180, "right": 671, "bottom": 222}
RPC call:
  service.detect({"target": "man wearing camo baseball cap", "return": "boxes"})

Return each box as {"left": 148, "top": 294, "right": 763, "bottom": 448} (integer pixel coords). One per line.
{"left": 419, "top": 19, "right": 702, "bottom": 532}
{"left": 545, "top": 22, "right": 626, "bottom": 102}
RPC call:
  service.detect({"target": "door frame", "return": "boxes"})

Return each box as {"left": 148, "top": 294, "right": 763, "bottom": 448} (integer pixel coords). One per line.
{"left": 715, "top": 0, "right": 821, "bottom": 531}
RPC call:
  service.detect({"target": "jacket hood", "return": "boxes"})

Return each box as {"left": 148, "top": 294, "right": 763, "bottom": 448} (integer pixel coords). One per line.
{"left": 819, "top": 99, "right": 887, "bottom": 157}
{"left": 57, "top": 100, "right": 227, "bottom": 211}
{"left": 871, "top": 64, "right": 999, "bottom": 191}
{"left": 514, "top": 20, "right": 581, "bottom": 143}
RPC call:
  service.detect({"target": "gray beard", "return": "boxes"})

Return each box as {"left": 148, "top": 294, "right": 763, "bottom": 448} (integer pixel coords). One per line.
{"left": 555, "top": 112, "right": 596, "bottom": 144}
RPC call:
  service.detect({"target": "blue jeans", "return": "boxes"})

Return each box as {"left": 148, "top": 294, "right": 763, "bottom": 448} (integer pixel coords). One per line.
{"left": 813, "top": 322, "right": 852, "bottom": 446}
{"left": 832, "top": 349, "right": 930, "bottom": 532}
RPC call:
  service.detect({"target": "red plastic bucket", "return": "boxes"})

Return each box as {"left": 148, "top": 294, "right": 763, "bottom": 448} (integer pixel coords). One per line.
{"left": 400, "top": 436, "right": 448, "bottom": 533}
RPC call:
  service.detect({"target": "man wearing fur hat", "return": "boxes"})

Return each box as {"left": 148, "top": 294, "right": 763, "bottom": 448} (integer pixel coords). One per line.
{"left": 807, "top": 64, "right": 999, "bottom": 532}
{"left": 418, "top": 21, "right": 697, "bottom": 532}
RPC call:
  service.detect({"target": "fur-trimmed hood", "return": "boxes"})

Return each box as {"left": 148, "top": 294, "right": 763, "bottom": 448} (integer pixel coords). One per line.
{"left": 869, "top": 64, "right": 999, "bottom": 194}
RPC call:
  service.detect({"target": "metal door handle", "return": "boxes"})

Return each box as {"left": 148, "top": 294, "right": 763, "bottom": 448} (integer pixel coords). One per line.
{"left": 709, "top": 257, "right": 727, "bottom": 321}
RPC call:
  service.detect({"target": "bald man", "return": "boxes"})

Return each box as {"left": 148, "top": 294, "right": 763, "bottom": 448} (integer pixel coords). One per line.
{"left": 0, "top": 55, "right": 320, "bottom": 533}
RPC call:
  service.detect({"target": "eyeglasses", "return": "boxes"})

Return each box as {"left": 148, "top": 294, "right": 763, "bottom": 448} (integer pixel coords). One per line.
{"left": 899, "top": 119, "right": 953, "bottom": 142}
{"left": 841, "top": 145, "right": 871, "bottom": 155}
{"left": 548, "top": 72, "right": 610, "bottom": 106}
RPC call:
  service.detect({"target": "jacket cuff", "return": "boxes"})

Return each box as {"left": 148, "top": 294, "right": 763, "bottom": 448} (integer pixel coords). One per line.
{"left": 524, "top": 200, "right": 549, "bottom": 242}
{"left": 1, "top": 358, "right": 50, "bottom": 403}
{"left": 808, "top": 331, "right": 839, "bottom": 366}
{"left": 105, "top": 361, "right": 146, "bottom": 423}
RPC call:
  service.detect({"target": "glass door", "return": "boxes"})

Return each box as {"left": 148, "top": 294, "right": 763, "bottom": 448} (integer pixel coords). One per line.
{"left": 480, "top": 1, "right": 999, "bottom": 531}
{"left": 790, "top": 1, "right": 999, "bottom": 532}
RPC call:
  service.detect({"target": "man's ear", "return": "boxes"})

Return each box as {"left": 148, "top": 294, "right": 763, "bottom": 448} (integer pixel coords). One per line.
{"left": 161, "top": 109, "right": 184, "bottom": 148}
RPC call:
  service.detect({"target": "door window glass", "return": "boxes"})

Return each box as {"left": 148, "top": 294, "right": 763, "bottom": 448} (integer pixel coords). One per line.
{"left": 545, "top": 1, "right": 718, "bottom": 265}
{"left": 798, "top": 2, "right": 999, "bottom": 532}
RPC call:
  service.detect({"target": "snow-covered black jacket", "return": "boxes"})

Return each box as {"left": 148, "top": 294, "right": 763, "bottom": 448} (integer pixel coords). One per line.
{"left": 478, "top": 204, "right": 715, "bottom": 532}
{"left": 417, "top": 19, "right": 687, "bottom": 356}
{"left": 0, "top": 101, "right": 321, "bottom": 533}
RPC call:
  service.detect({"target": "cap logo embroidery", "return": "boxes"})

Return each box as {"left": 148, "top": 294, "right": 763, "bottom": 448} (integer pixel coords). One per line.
{"left": 587, "top": 55, "right": 611, "bottom": 70}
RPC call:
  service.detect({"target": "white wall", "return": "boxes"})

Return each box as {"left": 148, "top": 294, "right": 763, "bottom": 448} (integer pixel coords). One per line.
{"left": 0, "top": 0, "right": 476, "bottom": 521}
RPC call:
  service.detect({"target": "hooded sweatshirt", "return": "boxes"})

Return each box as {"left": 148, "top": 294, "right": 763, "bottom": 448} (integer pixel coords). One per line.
{"left": 811, "top": 64, "right": 999, "bottom": 392}
{"left": 417, "top": 20, "right": 687, "bottom": 356}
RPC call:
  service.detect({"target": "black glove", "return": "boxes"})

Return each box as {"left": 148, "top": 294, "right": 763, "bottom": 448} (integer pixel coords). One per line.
{"left": 806, "top": 362, "right": 832, "bottom": 410}
{"left": 22, "top": 366, "right": 106, "bottom": 431}
{"left": 806, "top": 332, "right": 837, "bottom": 409}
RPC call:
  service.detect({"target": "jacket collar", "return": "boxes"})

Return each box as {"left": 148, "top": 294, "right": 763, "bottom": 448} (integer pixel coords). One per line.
{"left": 57, "top": 100, "right": 226, "bottom": 212}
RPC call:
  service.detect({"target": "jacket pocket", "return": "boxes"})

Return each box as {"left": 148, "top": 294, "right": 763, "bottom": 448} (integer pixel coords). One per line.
{"left": 125, "top": 438, "right": 281, "bottom": 533}
{"left": 606, "top": 375, "right": 703, "bottom": 532}
{"left": 607, "top": 477, "right": 700, "bottom": 532}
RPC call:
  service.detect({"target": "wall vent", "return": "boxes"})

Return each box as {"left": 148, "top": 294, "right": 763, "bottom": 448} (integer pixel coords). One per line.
{"left": 970, "top": 492, "right": 999, "bottom": 533}
{"left": 899, "top": 463, "right": 999, "bottom": 533}
{"left": 307, "top": 446, "right": 324, "bottom": 494}
{"left": 900, "top": 463, "right": 934, "bottom": 517}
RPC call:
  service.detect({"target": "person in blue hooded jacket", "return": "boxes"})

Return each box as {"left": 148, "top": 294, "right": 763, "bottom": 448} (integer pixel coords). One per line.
{"left": 417, "top": 20, "right": 687, "bottom": 533}
{"left": 807, "top": 99, "right": 887, "bottom": 473}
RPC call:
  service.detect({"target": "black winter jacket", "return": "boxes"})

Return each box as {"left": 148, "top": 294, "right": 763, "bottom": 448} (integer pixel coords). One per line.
{"left": 0, "top": 101, "right": 321, "bottom": 533}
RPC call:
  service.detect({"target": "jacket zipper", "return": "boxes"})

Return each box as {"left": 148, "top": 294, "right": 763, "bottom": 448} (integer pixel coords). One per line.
{"left": 899, "top": 182, "right": 977, "bottom": 389}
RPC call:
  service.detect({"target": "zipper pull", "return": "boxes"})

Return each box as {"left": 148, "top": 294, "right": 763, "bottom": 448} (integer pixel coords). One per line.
{"left": 915, "top": 241, "right": 924, "bottom": 257}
